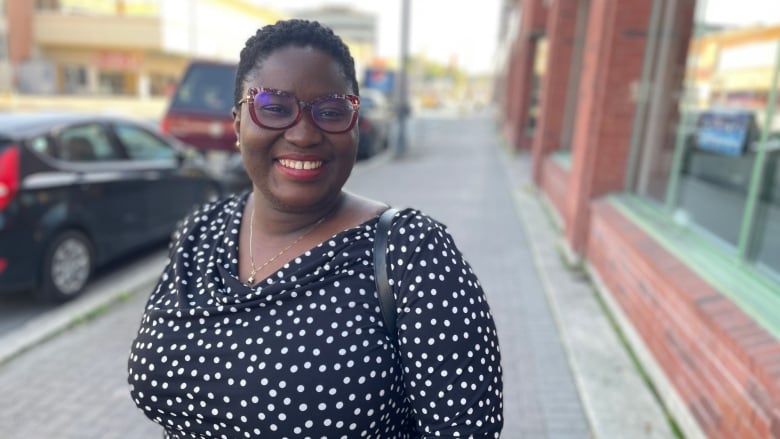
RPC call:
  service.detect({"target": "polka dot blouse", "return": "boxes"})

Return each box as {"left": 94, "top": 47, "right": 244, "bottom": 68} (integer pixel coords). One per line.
{"left": 128, "top": 192, "right": 503, "bottom": 438}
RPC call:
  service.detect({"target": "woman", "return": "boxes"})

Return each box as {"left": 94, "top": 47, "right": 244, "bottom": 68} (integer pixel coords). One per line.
{"left": 128, "top": 19, "right": 503, "bottom": 438}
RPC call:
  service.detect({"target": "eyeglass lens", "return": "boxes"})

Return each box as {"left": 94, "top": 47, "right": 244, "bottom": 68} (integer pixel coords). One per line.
{"left": 253, "top": 91, "right": 356, "bottom": 132}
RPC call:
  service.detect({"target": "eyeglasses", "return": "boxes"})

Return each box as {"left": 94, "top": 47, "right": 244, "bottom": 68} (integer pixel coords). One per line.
{"left": 237, "top": 87, "right": 360, "bottom": 134}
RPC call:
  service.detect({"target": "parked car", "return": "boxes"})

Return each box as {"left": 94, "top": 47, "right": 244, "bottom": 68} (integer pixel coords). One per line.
{"left": 160, "top": 60, "right": 238, "bottom": 154}
{"left": 0, "top": 113, "right": 221, "bottom": 302}
{"left": 357, "top": 88, "right": 394, "bottom": 160}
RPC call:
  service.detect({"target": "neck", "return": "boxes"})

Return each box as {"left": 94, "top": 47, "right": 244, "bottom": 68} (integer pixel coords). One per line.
{"left": 248, "top": 192, "right": 344, "bottom": 237}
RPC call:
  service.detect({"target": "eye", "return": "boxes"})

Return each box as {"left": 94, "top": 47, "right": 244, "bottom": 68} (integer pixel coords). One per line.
{"left": 314, "top": 98, "right": 352, "bottom": 120}
{"left": 260, "top": 104, "right": 294, "bottom": 116}
{"left": 256, "top": 92, "right": 296, "bottom": 118}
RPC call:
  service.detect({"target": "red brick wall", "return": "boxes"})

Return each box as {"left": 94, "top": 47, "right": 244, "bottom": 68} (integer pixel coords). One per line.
{"left": 531, "top": 0, "right": 579, "bottom": 185}
{"left": 588, "top": 200, "right": 780, "bottom": 438}
{"left": 6, "top": 0, "right": 33, "bottom": 62}
{"left": 563, "top": 0, "right": 653, "bottom": 253}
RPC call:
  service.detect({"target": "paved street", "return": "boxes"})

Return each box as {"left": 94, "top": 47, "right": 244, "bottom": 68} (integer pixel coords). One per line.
{"left": 0, "top": 110, "right": 673, "bottom": 438}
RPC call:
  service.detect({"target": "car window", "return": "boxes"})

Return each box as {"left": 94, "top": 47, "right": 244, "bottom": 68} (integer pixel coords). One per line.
{"left": 170, "top": 63, "right": 237, "bottom": 115}
{"left": 29, "top": 136, "right": 59, "bottom": 159}
{"left": 60, "top": 124, "right": 120, "bottom": 162}
{"left": 114, "top": 123, "right": 176, "bottom": 161}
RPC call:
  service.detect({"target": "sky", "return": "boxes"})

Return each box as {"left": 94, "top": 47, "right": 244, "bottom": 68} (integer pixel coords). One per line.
{"left": 701, "top": 0, "right": 780, "bottom": 26}
{"left": 255, "top": 0, "right": 504, "bottom": 75}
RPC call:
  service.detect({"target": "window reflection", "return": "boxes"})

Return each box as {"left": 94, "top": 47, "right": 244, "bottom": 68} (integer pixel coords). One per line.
{"left": 630, "top": 0, "right": 780, "bottom": 275}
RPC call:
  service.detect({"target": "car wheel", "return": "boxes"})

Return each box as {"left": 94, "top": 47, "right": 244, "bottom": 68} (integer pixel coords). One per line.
{"left": 38, "top": 230, "right": 93, "bottom": 303}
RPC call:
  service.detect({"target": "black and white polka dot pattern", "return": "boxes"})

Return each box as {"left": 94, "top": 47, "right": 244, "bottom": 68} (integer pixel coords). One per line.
{"left": 128, "top": 192, "right": 503, "bottom": 438}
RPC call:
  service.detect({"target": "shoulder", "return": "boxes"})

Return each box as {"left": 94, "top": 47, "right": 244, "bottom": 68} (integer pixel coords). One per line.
{"left": 172, "top": 192, "right": 247, "bottom": 243}
{"left": 388, "top": 207, "right": 448, "bottom": 235}
{"left": 384, "top": 207, "right": 455, "bottom": 251}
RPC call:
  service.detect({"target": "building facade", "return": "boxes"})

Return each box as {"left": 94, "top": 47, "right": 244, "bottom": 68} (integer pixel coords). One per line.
{"left": 1, "top": 1, "right": 382, "bottom": 99}
{"left": 497, "top": 0, "right": 780, "bottom": 437}
{"left": 4, "top": 0, "right": 283, "bottom": 97}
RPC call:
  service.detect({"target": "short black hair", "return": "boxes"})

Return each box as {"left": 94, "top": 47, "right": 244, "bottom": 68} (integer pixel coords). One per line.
{"left": 234, "top": 19, "right": 359, "bottom": 106}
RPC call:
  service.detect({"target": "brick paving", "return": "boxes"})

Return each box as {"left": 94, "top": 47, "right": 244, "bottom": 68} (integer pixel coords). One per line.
{"left": 0, "top": 110, "right": 670, "bottom": 438}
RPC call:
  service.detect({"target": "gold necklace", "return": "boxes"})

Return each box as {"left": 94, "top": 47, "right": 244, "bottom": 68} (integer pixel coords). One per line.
{"left": 245, "top": 208, "right": 328, "bottom": 285}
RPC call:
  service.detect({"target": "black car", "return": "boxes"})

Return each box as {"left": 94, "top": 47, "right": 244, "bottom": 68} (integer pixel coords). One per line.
{"left": 0, "top": 113, "right": 221, "bottom": 302}
{"left": 357, "top": 89, "right": 394, "bottom": 160}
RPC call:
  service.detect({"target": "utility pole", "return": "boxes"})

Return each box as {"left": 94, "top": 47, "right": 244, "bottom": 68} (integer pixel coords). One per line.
{"left": 396, "top": 0, "right": 410, "bottom": 158}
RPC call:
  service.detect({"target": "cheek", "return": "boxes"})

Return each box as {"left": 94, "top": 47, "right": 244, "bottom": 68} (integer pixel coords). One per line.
{"left": 345, "top": 130, "right": 360, "bottom": 149}
{"left": 240, "top": 125, "right": 277, "bottom": 150}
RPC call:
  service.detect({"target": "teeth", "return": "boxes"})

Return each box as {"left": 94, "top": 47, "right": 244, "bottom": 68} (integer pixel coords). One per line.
{"left": 279, "top": 159, "right": 323, "bottom": 170}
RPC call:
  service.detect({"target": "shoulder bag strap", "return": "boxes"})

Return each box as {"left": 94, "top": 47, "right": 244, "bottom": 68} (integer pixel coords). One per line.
{"left": 374, "top": 207, "right": 399, "bottom": 338}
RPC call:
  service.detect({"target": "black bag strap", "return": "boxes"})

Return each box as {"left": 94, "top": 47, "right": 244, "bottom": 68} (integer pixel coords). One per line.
{"left": 374, "top": 207, "right": 399, "bottom": 338}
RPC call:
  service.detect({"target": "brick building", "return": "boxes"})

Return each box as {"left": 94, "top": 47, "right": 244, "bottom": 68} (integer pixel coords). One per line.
{"left": 497, "top": 0, "right": 780, "bottom": 438}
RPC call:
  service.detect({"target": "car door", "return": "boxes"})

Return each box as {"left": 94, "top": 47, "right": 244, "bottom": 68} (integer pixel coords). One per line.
{"left": 111, "top": 122, "right": 200, "bottom": 241}
{"left": 56, "top": 122, "right": 148, "bottom": 262}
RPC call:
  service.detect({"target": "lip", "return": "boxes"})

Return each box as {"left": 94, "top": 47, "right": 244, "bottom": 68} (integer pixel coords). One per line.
{"left": 274, "top": 154, "right": 327, "bottom": 181}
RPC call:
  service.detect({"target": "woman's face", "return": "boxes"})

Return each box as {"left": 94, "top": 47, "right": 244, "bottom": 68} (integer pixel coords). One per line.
{"left": 233, "top": 46, "right": 358, "bottom": 213}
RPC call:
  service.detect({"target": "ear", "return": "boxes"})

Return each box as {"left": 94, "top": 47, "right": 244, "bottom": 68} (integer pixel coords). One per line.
{"left": 232, "top": 106, "right": 241, "bottom": 143}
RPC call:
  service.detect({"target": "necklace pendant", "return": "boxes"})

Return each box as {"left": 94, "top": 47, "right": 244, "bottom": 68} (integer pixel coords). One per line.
{"left": 247, "top": 275, "right": 255, "bottom": 285}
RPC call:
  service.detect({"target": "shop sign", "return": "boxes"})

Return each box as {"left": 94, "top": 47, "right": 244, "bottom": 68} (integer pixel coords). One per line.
{"left": 364, "top": 67, "right": 396, "bottom": 95}
{"left": 695, "top": 109, "right": 754, "bottom": 156}
{"left": 96, "top": 52, "right": 142, "bottom": 70}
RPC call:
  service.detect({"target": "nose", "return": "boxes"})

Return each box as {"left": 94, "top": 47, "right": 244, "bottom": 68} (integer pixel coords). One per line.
{"left": 283, "top": 105, "right": 323, "bottom": 147}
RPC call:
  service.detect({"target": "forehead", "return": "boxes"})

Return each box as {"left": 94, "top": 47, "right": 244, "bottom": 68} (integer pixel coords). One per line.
{"left": 251, "top": 46, "right": 353, "bottom": 96}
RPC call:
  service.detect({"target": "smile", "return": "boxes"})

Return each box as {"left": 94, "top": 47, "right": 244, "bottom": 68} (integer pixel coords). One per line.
{"left": 278, "top": 159, "right": 323, "bottom": 170}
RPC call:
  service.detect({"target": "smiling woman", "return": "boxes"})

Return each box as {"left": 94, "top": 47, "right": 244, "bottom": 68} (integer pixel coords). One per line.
{"left": 127, "top": 18, "right": 504, "bottom": 439}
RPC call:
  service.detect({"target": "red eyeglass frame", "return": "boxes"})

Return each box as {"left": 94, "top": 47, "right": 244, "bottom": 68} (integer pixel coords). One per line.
{"left": 237, "top": 87, "right": 361, "bottom": 134}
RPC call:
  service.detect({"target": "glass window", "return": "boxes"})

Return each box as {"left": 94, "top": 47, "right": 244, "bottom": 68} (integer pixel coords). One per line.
{"left": 63, "top": 65, "right": 88, "bottom": 94}
{"left": 98, "top": 72, "right": 126, "bottom": 95}
{"left": 752, "top": 125, "right": 780, "bottom": 276}
{"left": 170, "top": 63, "right": 237, "bottom": 115}
{"left": 629, "top": 0, "right": 780, "bottom": 275}
{"left": 0, "top": 34, "right": 7, "bottom": 60}
{"left": 59, "top": 124, "right": 121, "bottom": 162}
{"left": 525, "top": 37, "right": 547, "bottom": 135}
{"left": 559, "top": 0, "right": 590, "bottom": 152}
{"left": 30, "top": 136, "right": 57, "bottom": 159}
{"left": 627, "top": 0, "right": 694, "bottom": 204}
{"left": 115, "top": 123, "right": 176, "bottom": 161}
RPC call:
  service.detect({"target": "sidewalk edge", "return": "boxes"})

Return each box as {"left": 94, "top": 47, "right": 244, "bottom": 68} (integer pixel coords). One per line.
{"left": 0, "top": 273, "right": 158, "bottom": 366}
{"left": 501, "top": 150, "right": 675, "bottom": 438}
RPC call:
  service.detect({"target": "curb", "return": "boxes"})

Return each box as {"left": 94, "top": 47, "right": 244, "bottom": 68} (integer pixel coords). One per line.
{"left": 501, "top": 151, "right": 676, "bottom": 438}
{"left": 0, "top": 251, "right": 166, "bottom": 365}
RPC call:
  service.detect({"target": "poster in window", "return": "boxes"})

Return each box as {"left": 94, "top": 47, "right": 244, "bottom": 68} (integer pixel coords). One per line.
{"left": 695, "top": 110, "right": 754, "bottom": 156}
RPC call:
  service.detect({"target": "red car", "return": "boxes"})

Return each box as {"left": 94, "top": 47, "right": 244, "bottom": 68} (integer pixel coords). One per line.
{"left": 160, "top": 60, "right": 238, "bottom": 153}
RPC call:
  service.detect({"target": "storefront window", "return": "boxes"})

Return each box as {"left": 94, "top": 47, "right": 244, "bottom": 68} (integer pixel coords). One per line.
{"left": 629, "top": 0, "right": 780, "bottom": 276}
{"left": 558, "top": 0, "right": 590, "bottom": 152}
{"left": 753, "top": 147, "right": 780, "bottom": 276}
{"left": 525, "top": 37, "right": 547, "bottom": 135}
{"left": 98, "top": 72, "right": 125, "bottom": 95}
{"left": 63, "top": 65, "right": 88, "bottom": 94}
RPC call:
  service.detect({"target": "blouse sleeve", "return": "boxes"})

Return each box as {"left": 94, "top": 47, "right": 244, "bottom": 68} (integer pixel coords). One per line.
{"left": 387, "top": 210, "right": 503, "bottom": 437}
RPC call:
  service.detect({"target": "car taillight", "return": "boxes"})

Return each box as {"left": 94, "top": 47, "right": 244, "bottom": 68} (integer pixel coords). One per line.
{"left": 0, "top": 145, "right": 20, "bottom": 211}
{"left": 160, "top": 116, "right": 171, "bottom": 134}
